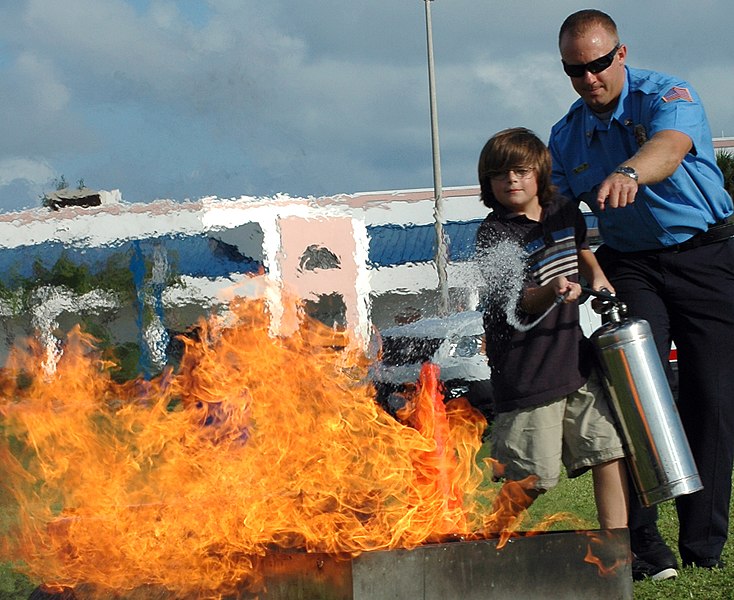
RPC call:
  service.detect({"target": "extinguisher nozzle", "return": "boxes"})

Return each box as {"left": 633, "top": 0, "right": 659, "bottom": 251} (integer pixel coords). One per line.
{"left": 580, "top": 286, "right": 628, "bottom": 318}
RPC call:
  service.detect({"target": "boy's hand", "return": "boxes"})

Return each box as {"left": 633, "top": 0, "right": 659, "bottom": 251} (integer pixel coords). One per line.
{"left": 551, "top": 276, "right": 582, "bottom": 303}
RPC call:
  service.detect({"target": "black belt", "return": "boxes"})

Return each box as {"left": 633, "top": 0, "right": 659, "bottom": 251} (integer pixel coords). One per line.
{"left": 669, "top": 215, "right": 734, "bottom": 253}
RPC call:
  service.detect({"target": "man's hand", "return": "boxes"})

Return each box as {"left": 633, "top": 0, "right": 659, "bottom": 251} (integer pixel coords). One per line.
{"left": 597, "top": 172, "right": 639, "bottom": 210}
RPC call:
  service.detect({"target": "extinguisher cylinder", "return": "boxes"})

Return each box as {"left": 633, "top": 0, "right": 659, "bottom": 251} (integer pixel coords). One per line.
{"left": 591, "top": 317, "right": 702, "bottom": 507}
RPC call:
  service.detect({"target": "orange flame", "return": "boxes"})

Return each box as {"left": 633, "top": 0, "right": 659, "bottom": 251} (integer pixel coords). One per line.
{"left": 583, "top": 530, "right": 631, "bottom": 576}
{"left": 394, "top": 362, "right": 467, "bottom": 535}
{"left": 0, "top": 300, "right": 575, "bottom": 598}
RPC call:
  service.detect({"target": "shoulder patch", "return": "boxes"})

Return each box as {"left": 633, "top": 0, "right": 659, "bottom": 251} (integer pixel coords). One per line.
{"left": 662, "top": 86, "right": 693, "bottom": 103}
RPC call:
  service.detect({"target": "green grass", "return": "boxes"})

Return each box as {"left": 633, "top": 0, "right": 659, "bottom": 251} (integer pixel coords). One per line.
{"left": 0, "top": 568, "right": 35, "bottom": 600}
{"left": 528, "top": 469, "right": 734, "bottom": 600}
{"left": 473, "top": 435, "right": 734, "bottom": 599}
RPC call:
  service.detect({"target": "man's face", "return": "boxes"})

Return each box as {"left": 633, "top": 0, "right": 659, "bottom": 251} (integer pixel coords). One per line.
{"left": 559, "top": 26, "right": 626, "bottom": 113}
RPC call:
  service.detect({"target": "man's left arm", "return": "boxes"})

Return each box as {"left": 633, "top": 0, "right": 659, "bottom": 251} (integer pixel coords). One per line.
{"left": 578, "top": 248, "right": 614, "bottom": 293}
{"left": 596, "top": 129, "right": 693, "bottom": 210}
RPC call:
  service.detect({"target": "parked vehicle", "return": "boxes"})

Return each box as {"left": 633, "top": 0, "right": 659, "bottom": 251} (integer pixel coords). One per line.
{"left": 370, "top": 310, "right": 493, "bottom": 420}
{"left": 371, "top": 297, "right": 678, "bottom": 424}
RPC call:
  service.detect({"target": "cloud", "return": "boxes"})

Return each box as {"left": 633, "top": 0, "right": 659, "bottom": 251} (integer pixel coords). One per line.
{"left": 0, "top": 158, "right": 54, "bottom": 187}
{"left": 0, "top": 52, "right": 94, "bottom": 156}
{"left": 0, "top": 158, "right": 55, "bottom": 212}
{"left": 688, "top": 65, "right": 734, "bottom": 139}
{"left": 0, "top": 0, "right": 731, "bottom": 211}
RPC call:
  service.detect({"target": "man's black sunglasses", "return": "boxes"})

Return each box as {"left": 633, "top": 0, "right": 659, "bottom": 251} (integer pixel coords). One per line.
{"left": 562, "top": 44, "right": 620, "bottom": 78}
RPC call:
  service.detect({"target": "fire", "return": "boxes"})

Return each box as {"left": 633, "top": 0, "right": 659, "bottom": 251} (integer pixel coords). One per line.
{"left": 0, "top": 300, "right": 576, "bottom": 598}
{"left": 584, "top": 530, "right": 631, "bottom": 576}
{"left": 395, "top": 362, "right": 471, "bottom": 535}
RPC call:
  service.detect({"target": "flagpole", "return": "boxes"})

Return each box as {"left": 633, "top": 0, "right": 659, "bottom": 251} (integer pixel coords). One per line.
{"left": 424, "top": 0, "right": 449, "bottom": 316}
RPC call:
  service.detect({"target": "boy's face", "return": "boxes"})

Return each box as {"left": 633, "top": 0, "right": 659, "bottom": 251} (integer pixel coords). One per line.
{"left": 489, "top": 167, "right": 541, "bottom": 218}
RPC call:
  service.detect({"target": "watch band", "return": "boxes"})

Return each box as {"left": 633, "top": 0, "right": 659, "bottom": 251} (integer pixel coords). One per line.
{"left": 614, "top": 166, "right": 638, "bottom": 181}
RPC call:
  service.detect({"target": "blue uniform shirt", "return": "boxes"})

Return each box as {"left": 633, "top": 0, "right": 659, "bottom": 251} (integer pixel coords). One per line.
{"left": 550, "top": 66, "right": 732, "bottom": 252}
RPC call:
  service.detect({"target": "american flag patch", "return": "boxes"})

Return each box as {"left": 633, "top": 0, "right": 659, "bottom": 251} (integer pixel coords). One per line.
{"left": 663, "top": 86, "right": 693, "bottom": 103}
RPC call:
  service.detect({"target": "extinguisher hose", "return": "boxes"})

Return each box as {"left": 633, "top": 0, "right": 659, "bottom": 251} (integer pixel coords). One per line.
{"left": 513, "top": 293, "right": 565, "bottom": 332}
{"left": 515, "top": 286, "right": 620, "bottom": 332}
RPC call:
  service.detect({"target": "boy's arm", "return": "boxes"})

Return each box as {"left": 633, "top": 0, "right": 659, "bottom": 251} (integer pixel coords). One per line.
{"left": 521, "top": 276, "right": 581, "bottom": 314}
{"left": 520, "top": 283, "right": 558, "bottom": 314}
{"left": 578, "top": 248, "right": 615, "bottom": 294}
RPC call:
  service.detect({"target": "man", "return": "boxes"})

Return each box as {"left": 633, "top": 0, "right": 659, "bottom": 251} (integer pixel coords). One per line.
{"left": 549, "top": 9, "right": 734, "bottom": 582}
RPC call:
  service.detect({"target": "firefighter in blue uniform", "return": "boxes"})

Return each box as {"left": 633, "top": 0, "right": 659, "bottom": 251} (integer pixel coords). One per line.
{"left": 550, "top": 9, "right": 734, "bottom": 580}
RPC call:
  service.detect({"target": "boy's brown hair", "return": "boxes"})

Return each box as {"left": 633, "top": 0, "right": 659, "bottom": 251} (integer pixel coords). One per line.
{"left": 477, "top": 127, "right": 556, "bottom": 209}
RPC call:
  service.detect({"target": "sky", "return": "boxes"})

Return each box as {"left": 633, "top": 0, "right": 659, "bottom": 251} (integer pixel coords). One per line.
{"left": 1, "top": 0, "right": 733, "bottom": 213}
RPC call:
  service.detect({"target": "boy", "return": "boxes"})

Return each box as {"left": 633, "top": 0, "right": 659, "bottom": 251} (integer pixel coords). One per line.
{"left": 476, "top": 127, "right": 628, "bottom": 530}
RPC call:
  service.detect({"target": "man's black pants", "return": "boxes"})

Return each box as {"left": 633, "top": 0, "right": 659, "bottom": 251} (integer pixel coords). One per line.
{"left": 596, "top": 238, "right": 734, "bottom": 563}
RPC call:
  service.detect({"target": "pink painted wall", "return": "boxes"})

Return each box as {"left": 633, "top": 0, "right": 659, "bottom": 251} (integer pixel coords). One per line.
{"left": 277, "top": 215, "right": 361, "bottom": 331}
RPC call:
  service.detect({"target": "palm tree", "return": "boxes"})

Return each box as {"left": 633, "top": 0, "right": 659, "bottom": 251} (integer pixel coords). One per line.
{"left": 717, "top": 150, "right": 734, "bottom": 200}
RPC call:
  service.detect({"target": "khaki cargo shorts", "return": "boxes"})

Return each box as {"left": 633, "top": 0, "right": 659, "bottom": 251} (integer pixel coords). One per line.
{"left": 489, "top": 369, "right": 625, "bottom": 490}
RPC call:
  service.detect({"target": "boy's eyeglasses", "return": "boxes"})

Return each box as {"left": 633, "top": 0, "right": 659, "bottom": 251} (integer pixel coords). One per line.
{"left": 562, "top": 44, "right": 620, "bottom": 78}
{"left": 488, "top": 168, "right": 534, "bottom": 181}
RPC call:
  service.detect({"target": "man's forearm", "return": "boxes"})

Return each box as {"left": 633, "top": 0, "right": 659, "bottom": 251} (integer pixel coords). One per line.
{"left": 620, "top": 129, "right": 692, "bottom": 185}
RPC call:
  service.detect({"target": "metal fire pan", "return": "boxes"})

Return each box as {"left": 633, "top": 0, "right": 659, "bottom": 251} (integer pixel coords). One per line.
{"left": 255, "top": 528, "right": 632, "bottom": 600}
{"left": 30, "top": 529, "right": 632, "bottom": 599}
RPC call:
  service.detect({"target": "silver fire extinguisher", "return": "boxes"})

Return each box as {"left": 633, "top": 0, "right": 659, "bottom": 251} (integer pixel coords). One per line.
{"left": 585, "top": 289, "right": 703, "bottom": 507}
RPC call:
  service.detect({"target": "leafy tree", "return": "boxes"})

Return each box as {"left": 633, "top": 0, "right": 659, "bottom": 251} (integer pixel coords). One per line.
{"left": 49, "top": 255, "right": 95, "bottom": 294}
{"left": 717, "top": 150, "right": 734, "bottom": 200}
{"left": 41, "top": 175, "right": 88, "bottom": 209}
{"left": 54, "top": 174, "right": 68, "bottom": 191}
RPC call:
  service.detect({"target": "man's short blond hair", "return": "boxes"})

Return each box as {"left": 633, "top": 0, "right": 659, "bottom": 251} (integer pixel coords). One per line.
{"left": 559, "top": 9, "right": 619, "bottom": 46}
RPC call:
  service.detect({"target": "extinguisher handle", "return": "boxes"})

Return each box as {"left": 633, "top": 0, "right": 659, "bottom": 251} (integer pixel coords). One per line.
{"left": 580, "top": 286, "right": 618, "bottom": 303}
{"left": 581, "top": 286, "right": 628, "bottom": 318}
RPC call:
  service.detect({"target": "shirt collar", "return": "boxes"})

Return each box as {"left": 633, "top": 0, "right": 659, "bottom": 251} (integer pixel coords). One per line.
{"left": 581, "top": 67, "right": 631, "bottom": 145}
{"left": 491, "top": 202, "right": 539, "bottom": 224}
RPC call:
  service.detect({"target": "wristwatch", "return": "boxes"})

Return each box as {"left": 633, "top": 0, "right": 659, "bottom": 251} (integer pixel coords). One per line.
{"left": 614, "top": 166, "right": 639, "bottom": 181}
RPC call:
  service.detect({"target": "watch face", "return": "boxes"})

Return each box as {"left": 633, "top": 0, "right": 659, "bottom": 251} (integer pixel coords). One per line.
{"left": 616, "top": 167, "right": 638, "bottom": 180}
